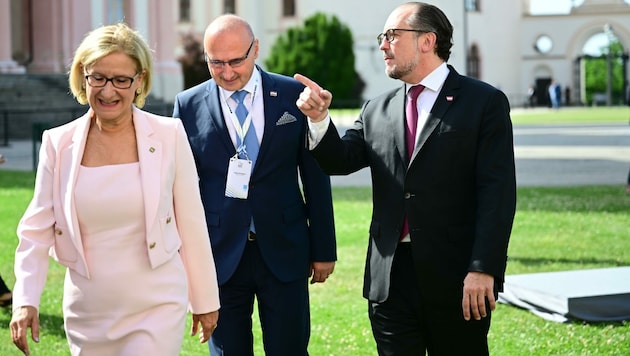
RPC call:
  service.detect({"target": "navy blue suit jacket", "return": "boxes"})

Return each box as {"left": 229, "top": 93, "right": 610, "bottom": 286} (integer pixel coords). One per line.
{"left": 173, "top": 68, "right": 336, "bottom": 285}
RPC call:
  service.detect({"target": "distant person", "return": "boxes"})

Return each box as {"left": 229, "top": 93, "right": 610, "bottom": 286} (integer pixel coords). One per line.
{"left": 172, "top": 14, "right": 337, "bottom": 355}
{"left": 626, "top": 168, "right": 630, "bottom": 194}
{"left": 548, "top": 80, "right": 560, "bottom": 109}
{"left": 527, "top": 85, "right": 536, "bottom": 108}
{"left": 296, "top": 2, "right": 516, "bottom": 355}
{"left": 9, "top": 23, "right": 220, "bottom": 356}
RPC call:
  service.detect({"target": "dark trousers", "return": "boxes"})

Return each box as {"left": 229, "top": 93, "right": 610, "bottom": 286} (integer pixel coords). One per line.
{"left": 209, "top": 240, "right": 310, "bottom": 356}
{"left": 369, "top": 243, "right": 490, "bottom": 356}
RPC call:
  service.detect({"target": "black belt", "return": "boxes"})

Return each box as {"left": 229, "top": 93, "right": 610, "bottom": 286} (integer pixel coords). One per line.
{"left": 247, "top": 231, "right": 256, "bottom": 241}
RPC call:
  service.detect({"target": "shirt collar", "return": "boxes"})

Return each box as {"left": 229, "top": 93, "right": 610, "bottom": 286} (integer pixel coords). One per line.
{"left": 407, "top": 62, "right": 449, "bottom": 94}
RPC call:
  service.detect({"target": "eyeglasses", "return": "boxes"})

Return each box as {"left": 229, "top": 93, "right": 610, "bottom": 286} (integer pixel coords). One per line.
{"left": 206, "top": 39, "right": 255, "bottom": 69}
{"left": 377, "top": 28, "right": 427, "bottom": 46}
{"left": 85, "top": 74, "right": 138, "bottom": 89}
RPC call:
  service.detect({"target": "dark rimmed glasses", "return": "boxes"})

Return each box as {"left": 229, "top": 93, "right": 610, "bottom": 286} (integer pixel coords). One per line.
{"left": 205, "top": 39, "right": 255, "bottom": 69}
{"left": 377, "top": 28, "right": 427, "bottom": 46}
{"left": 85, "top": 74, "right": 138, "bottom": 89}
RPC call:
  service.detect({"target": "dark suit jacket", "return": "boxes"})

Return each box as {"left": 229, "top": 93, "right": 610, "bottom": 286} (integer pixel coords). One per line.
{"left": 173, "top": 67, "right": 336, "bottom": 285}
{"left": 311, "top": 66, "right": 516, "bottom": 303}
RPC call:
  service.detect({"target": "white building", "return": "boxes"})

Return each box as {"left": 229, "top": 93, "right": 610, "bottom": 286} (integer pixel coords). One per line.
{"left": 2, "top": 0, "right": 629, "bottom": 107}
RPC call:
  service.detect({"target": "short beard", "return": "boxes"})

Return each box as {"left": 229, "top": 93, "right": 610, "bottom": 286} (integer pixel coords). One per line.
{"left": 386, "top": 60, "right": 415, "bottom": 80}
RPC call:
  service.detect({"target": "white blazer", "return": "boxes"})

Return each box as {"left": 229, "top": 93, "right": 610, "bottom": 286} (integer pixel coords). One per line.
{"left": 13, "top": 106, "right": 220, "bottom": 314}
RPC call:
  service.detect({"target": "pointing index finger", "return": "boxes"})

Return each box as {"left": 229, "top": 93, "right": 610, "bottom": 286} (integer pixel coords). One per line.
{"left": 294, "top": 73, "right": 322, "bottom": 93}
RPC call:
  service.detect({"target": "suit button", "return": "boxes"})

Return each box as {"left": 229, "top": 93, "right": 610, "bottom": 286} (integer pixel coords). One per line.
{"left": 55, "top": 229, "right": 63, "bottom": 235}
{"left": 166, "top": 217, "right": 172, "bottom": 224}
{"left": 149, "top": 242, "right": 156, "bottom": 249}
{"left": 404, "top": 192, "right": 412, "bottom": 199}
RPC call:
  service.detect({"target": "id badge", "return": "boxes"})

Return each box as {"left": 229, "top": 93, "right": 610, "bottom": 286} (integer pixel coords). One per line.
{"left": 225, "top": 157, "right": 252, "bottom": 199}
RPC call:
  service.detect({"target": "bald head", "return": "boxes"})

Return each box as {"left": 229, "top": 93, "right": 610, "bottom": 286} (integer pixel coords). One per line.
{"left": 204, "top": 14, "right": 254, "bottom": 43}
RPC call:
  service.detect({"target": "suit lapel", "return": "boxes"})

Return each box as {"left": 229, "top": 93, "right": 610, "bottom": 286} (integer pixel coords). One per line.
{"left": 133, "top": 107, "right": 161, "bottom": 232}
{"left": 411, "top": 67, "right": 460, "bottom": 162}
{"left": 257, "top": 70, "right": 279, "bottom": 173}
{"left": 64, "top": 111, "right": 91, "bottom": 254}
{"left": 390, "top": 88, "right": 407, "bottom": 165}
{"left": 204, "top": 81, "right": 236, "bottom": 154}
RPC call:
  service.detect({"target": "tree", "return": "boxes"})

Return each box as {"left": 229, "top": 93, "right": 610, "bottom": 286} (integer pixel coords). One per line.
{"left": 177, "top": 31, "right": 211, "bottom": 89}
{"left": 583, "top": 40, "right": 625, "bottom": 105}
{"left": 265, "top": 12, "right": 363, "bottom": 108}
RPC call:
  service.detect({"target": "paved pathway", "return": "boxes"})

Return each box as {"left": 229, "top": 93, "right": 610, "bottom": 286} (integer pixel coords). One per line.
{"left": 2, "top": 118, "right": 629, "bottom": 188}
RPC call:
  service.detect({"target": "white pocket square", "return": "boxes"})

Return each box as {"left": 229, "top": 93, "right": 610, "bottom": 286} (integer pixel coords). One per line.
{"left": 276, "top": 112, "right": 297, "bottom": 126}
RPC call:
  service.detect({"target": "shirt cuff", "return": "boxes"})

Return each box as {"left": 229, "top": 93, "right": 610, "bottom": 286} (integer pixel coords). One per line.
{"left": 307, "top": 115, "right": 331, "bottom": 150}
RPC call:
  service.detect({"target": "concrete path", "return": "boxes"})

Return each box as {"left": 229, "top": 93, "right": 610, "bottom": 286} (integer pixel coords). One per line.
{"left": 2, "top": 119, "right": 629, "bottom": 188}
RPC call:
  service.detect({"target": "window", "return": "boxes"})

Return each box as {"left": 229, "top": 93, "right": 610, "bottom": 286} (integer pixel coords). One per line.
{"left": 465, "top": 0, "right": 480, "bottom": 12}
{"left": 283, "top": 0, "right": 296, "bottom": 17}
{"left": 467, "top": 44, "right": 480, "bottom": 79}
{"left": 106, "top": 0, "right": 125, "bottom": 24}
{"left": 224, "top": 0, "right": 235, "bottom": 14}
{"left": 180, "top": 0, "right": 190, "bottom": 22}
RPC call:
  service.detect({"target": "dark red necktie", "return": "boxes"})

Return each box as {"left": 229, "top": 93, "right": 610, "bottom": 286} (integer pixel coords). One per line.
{"left": 401, "top": 85, "right": 424, "bottom": 241}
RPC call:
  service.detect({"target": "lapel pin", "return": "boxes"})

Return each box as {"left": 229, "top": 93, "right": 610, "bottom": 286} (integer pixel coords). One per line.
{"left": 149, "top": 147, "right": 155, "bottom": 153}
{"left": 446, "top": 96, "right": 454, "bottom": 102}
{"left": 270, "top": 91, "right": 278, "bottom": 97}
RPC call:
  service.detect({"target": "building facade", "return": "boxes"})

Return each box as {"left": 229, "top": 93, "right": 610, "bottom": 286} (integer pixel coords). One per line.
{"left": 1, "top": 0, "right": 629, "bottom": 107}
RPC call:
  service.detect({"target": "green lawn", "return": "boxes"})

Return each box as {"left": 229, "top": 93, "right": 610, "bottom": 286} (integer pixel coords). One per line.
{"left": 332, "top": 105, "right": 630, "bottom": 126}
{"left": 1, "top": 106, "right": 629, "bottom": 355}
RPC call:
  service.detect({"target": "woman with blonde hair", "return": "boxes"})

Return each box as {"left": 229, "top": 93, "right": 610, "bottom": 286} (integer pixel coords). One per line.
{"left": 10, "top": 23, "right": 219, "bottom": 355}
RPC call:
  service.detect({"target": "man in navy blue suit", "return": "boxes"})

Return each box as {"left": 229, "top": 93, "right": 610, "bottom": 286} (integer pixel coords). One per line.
{"left": 173, "top": 14, "right": 336, "bottom": 356}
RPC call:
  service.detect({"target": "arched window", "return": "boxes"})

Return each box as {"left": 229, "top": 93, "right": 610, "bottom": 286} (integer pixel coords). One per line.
{"left": 467, "top": 44, "right": 480, "bottom": 79}
{"left": 283, "top": 0, "right": 296, "bottom": 17}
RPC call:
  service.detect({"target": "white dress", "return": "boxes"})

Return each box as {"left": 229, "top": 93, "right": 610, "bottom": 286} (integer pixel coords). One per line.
{"left": 63, "top": 163, "right": 188, "bottom": 355}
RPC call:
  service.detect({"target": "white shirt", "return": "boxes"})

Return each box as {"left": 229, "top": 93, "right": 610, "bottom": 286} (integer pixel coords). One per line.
{"left": 308, "top": 62, "right": 450, "bottom": 151}
{"left": 220, "top": 68, "right": 264, "bottom": 148}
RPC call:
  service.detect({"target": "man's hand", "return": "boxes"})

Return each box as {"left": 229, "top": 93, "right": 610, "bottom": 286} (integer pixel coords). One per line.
{"left": 309, "top": 261, "right": 335, "bottom": 284}
{"left": 191, "top": 310, "right": 219, "bottom": 344}
{"left": 461, "top": 272, "right": 496, "bottom": 321}
{"left": 294, "top": 73, "right": 332, "bottom": 123}
{"left": 10, "top": 305, "right": 40, "bottom": 356}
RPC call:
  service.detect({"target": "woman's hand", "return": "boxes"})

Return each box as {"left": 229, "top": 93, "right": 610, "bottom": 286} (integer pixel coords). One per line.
{"left": 191, "top": 310, "right": 219, "bottom": 343}
{"left": 10, "top": 306, "right": 40, "bottom": 355}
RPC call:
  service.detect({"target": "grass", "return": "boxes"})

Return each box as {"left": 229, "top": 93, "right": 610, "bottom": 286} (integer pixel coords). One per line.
{"left": 1, "top": 172, "right": 628, "bottom": 355}
{"left": 331, "top": 105, "right": 630, "bottom": 126}
{"left": 1, "top": 106, "right": 629, "bottom": 354}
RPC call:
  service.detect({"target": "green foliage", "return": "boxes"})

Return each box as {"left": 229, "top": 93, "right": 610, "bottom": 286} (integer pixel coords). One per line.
{"left": 265, "top": 12, "right": 362, "bottom": 108}
{"left": 583, "top": 40, "right": 626, "bottom": 105}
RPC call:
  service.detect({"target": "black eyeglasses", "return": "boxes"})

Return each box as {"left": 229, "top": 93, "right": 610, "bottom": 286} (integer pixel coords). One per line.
{"left": 377, "top": 28, "right": 427, "bottom": 46}
{"left": 85, "top": 74, "right": 138, "bottom": 89}
{"left": 206, "top": 39, "right": 255, "bottom": 69}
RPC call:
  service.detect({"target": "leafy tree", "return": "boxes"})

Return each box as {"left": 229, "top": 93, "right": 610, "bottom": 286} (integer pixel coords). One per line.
{"left": 265, "top": 12, "right": 363, "bottom": 108}
{"left": 583, "top": 40, "right": 625, "bottom": 105}
{"left": 177, "top": 31, "right": 211, "bottom": 89}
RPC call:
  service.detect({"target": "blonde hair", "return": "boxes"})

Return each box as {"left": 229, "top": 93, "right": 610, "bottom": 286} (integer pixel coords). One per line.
{"left": 69, "top": 23, "right": 153, "bottom": 108}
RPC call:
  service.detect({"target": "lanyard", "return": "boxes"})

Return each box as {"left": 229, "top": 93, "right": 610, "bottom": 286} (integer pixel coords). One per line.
{"left": 223, "top": 83, "right": 258, "bottom": 149}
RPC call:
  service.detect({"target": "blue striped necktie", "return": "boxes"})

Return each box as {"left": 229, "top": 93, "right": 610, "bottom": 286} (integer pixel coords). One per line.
{"left": 232, "top": 90, "right": 259, "bottom": 165}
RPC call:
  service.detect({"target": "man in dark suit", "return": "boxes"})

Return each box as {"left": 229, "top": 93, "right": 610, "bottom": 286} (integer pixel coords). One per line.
{"left": 296, "top": 2, "right": 516, "bottom": 355}
{"left": 173, "top": 14, "right": 336, "bottom": 356}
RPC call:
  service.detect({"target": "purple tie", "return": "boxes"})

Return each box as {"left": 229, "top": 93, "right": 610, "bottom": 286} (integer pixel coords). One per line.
{"left": 401, "top": 85, "right": 424, "bottom": 241}
{"left": 405, "top": 85, "right": 424, "bottom": 160}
